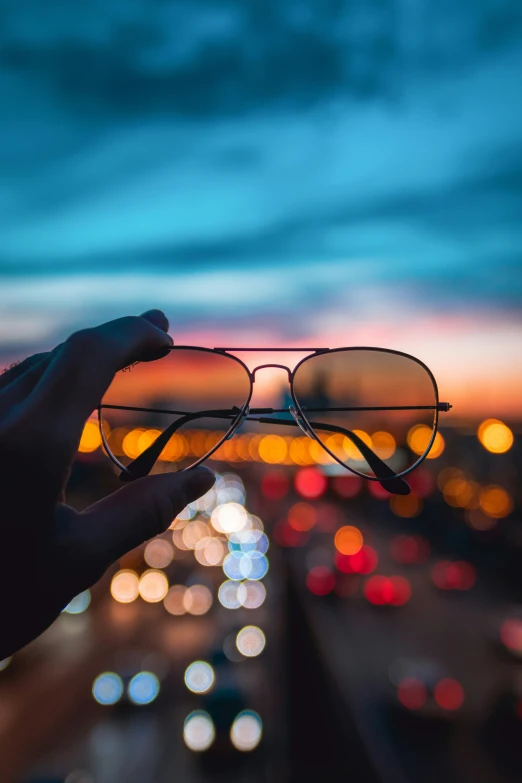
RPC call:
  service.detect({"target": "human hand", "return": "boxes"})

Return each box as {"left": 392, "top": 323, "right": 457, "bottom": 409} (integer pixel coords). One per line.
{"left": 0, "top": 311, "right": 215, "bottom": 658}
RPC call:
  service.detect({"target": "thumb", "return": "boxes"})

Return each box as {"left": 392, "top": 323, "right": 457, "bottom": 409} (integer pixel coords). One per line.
{"left": 81, "top": 466, "right": 215, "bottom": 573}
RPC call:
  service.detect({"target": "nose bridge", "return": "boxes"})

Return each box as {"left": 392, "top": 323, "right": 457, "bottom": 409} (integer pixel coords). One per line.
{"left": 251, "top": 363, "right": 292, "bottom": 384}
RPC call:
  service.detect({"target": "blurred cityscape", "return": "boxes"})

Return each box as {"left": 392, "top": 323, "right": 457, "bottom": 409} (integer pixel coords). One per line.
{"left": 0, "top": 410, "right": 520, "bottom": 783}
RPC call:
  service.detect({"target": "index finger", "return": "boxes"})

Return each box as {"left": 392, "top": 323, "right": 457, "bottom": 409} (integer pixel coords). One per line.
{"left": 25, "top": 312, "right": 173, "bottom": 429}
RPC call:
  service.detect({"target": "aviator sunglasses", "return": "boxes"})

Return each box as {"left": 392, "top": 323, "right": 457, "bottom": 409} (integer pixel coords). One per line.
{"left": 98, "top": 345, "right": 451, "bottom": 496}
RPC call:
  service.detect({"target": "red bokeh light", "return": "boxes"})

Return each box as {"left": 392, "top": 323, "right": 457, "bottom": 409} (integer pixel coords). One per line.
{"left": 332, "top": 475, "right": 362, "bottom": 498}
{"left": 431, "top": 561, "right": 476, "bottom": 591}
{"left": 288, "top": 502, "right": 316, "bottom": 532}
{"left": 295, "top": 468, "right": 328, "bottom": 499}
{"left": 307, "top": 566, "right": 335, "bottom": 596}
{"left": 388, "top": 576, "right": 412, "bottom": 606}
{"left": 261, "top": 471, "right": 290, "bottom": 500}
{"left": 397, "top": 678, "right": 427, "bottom": 710}
{"left": 364, "top": 575, "right": 412, "bottom": 606}
{"left": 500, "top": 619, "right": 522, "bottom": 652}
{"left": 434, "top": 678, "right": 464, "bottom": 711}
{"left": 335, "top": 545, "right": 378, "bottom": 575}
{"left": 364, "top": 576, "right": 391, "bottom": 605}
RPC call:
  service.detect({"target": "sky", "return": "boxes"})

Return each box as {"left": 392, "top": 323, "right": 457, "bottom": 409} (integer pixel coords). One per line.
{"left": 0, "top": 1, "right": 521, "bottom": 418}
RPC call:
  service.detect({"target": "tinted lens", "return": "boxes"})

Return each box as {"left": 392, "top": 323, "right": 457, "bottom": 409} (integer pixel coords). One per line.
{"left": 292, "top": 349, "right": 438, "bottom": 479}
{"left": 100, "top": 348, "right": 251, "bottom": 472}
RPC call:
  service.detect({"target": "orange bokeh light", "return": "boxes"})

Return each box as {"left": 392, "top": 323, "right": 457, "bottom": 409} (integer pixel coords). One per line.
{"left": 479, "top": 485, "right": 513, "bottom": 518}
{"left": 78, "top": 421, "right": 102, "bottom": 453}
{"left": 407, "top": 425, "right": 444, "bottom": 459}
{"left": 477, "top": 419, "right": 514, "bottom": 454}
{"left": 110, "top": 570, "right": 140, "bottom": 604}
{"left": 334, "top": 525, "right": 363, "bottom": 556}
{"left": 139, "top": 570, "right": 169, "bottom": 603}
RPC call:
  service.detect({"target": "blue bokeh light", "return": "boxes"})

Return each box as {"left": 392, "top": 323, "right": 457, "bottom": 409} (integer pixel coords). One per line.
{"left": 92, "top": 672, "right": 124, "bottom": 706}
{"left": 128, "top": 671, "right": 160, "bottom": 706}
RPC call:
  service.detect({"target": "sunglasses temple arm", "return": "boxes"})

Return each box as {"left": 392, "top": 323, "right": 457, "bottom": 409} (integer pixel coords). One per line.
{"left": 119, "top": 409, "right": 238, "bottom": 481}
{"left": 256, "top": 416, "right": 411, "bottom": 496}
{"left": 119, "top": 407, "right": 410, "bottom": 495}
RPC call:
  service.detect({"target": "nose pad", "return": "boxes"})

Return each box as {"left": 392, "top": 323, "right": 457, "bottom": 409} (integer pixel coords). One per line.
{"left": 225, "top": 405, "right": 249, "bottom": 439}
{"left": 289, "top": 405, "right": 315, "bottom": 438}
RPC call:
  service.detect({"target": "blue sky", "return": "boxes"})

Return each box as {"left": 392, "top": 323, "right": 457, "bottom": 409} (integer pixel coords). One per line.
{"left": 0, "top": 2, "right": 521, "bottom": 414}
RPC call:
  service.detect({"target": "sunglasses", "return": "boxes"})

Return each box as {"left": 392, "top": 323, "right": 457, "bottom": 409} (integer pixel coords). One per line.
{"left": 98, "top": 346, "right": 451, "bottom": 496}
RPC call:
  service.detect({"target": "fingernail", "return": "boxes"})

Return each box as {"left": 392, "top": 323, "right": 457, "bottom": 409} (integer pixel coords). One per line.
{"left": 183, "top": 466, "right": 216, "bottom": 498}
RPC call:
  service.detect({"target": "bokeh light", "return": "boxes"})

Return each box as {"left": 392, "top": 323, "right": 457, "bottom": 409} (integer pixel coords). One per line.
{"left": 92, "top": 672, "right": 124, "bottom": 706}
{"left": 184, "top": 711, "right": 215, "bottom": 751}
{"left": 390, "top": 494, "right": 423, "bottom": 518}
{"left": 110, "top": 570, "right": 140, "bottom": 604}
{"left": 431, "top": 561, "right": 476, "bottom": 591}
{"left": 371, "top": 431, "right": 396, "bottom": 459}
{"left": 183, "top": 584, "right": 213, "bottom": 615}
{"left": 335, "top": 545, "right": 378, "bottom": 575}
{"left": 288, "top": 502, "right": 317, "bottom": 532}
{"left": 261, "top": 471, "right": 290, "bottom": 500}
{"left": 230, "top": 711, "right": 263, "bottom": 751}
{"left": 63, "top": 590, "right": 91, "bottom": 615}
{"left": 236, "top": 626, "right": 266, "bottom": 657}
{"left": 341, "top": 430, "right": 373, "bottom": 461}
{"left": 122, "top": 428, "right": 145, "bottom": 459}
{"left": 500, "top": 619, "right": 522, "bottom": 656}
{"left": 144, "top": 539, "right": 174, "bottom": 568}
{"left": 128, "top": 672, "right": 160, "bottom": 705}
{"left": 218, "top": 580, "right": 242, "bottom": 609}
{"left": 211, "top": 503, "right": 248, "bottom": 534}
{"left": 397, "top": 678, "right": 427, "bottom": 710}
{"left": 258, "top": 434, "right": 288, "bottom": 464}
{"left": 334, "top": 526, "right": 363, "bottom": 556}
{"left": 407, "top": 425, "right": 445, "bottom": 459}
{"left": 364, "top": 575, "right": 412, "bottom": 606}
{"left": 238, "top": 580, "right": 267, "bottom": 609}
{"left": 306, "top": 566, "right": 335, "bottom": 596}
{"left": 477, "top": 419, "right": 514, "bottom": 454}
{"left": 139, "top": 570, "right": 169, "bottom": 603}
{"left": 479, "top": 485, "right": 513, "bottom": 518}
{"left": 78, "top": 421, "right": 102, "bottom": 453}
{"left": 182, "top": 519, "right": 210, "bottom": 549}
{"left": 184, "top": 661, "right": 215, "bottom": 694}
{"left": 195, "top": 536, "right": 225, "bottom": 567}
{"left": 434, "top": 678, "right": 464, "bottom": 711}
{"left": 164, "top": 585, "right": 187, "bottom": 616}
{"left": 294, "top": 467, "right": 328, "bottom": 499}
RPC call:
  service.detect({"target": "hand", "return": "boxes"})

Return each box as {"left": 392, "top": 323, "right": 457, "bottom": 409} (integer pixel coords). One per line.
{"left": 0, "top": 311, "right": 215, "bottom": 658}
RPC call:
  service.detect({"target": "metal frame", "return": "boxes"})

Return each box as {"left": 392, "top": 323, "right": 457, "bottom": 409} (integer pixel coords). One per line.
{"left": 98, "top": 345, "right": 451, "bottom": 495}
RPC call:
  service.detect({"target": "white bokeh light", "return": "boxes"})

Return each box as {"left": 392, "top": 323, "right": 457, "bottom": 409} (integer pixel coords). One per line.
{"left": 211, "top": 503, "right": 248, "bottom": 534}
{"left": 184, "top": 711, "right": 215, "bottom": 751}
{"left": 238, "top": 580, "right": 266, "bottom": 609}
{"left": 236, "top": 626, "right": 266, "bottom": 658}
{"left": 218, "top": 580, "right": 242, "bottom": 609}
{"left": 184, "top": 661, "right": 215, "bottom": 694}
{"left": 230, "top": 711, "right": 263, "bottom": 751}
